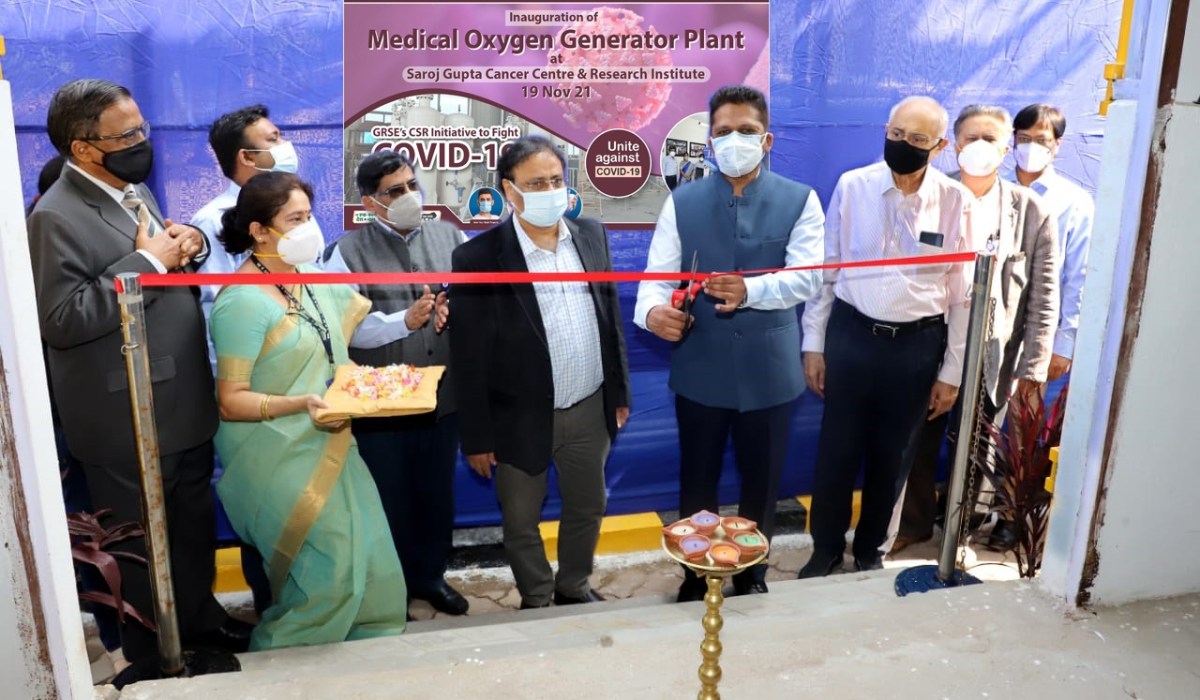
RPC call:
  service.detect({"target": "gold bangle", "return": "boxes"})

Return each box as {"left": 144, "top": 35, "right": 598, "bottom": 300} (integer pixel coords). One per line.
{"left": 260, "top": 394, "right": 274, "bottom": 421}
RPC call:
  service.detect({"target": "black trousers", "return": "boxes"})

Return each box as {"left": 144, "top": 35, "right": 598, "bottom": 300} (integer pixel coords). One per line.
{"left": 676, "top": 394, "right": 795, "bottom": 587}
{"left": 665, "top": 175, "right": 678, "bottom": 190}
{"left": 354, "top": 411, "right": 459, "bottom": 596}
{"left": 82, "top": 441, "right": 228, "bottom": 664}
{"left": 809, "top": 301, "right": 947, "bottom": 559}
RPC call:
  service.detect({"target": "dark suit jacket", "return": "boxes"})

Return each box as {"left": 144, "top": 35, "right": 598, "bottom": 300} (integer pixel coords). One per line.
{"left": 27, "top": 166, "right": 217, "bottom": 466}
{"left": 449, "top": 216, "right": 631, "bottom": 475}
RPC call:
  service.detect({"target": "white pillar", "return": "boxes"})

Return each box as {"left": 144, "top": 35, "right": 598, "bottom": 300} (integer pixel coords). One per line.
{"left": 1040, "top": 0, "right": 1186, "bottom": 605}
{"left": 0, "top": 79, "right": 94, "bottom": 698}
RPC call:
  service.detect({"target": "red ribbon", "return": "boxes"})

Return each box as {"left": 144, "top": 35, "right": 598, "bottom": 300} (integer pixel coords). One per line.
{"left": 134, "top": 252, "right": 976, "bottom": 288}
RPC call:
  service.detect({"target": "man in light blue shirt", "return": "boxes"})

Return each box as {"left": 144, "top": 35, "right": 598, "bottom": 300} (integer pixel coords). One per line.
{"left": 191, "top": 104, "right": 316, "bottom": 374}
{"left": 1010, "top": 104, "right": 1095, "bottom": 380}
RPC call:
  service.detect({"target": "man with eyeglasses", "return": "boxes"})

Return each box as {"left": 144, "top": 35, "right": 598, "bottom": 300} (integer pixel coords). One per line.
{"left": 1008, "top": 104, "right": 1094, "bottom": 385}
{"left": 450, "top": 135, "right": 631, "bottom": 610}
{"left": 192, "top": 105, "right": 317, "bottom": 372}
{"left": 321, "top": 150, "right": 471, "bottom": 615}
{"left": 636, "top": 84, "right": 825, "bottom": 601}
{"left": 798, "top": 96, "right": 977, "bottom": 578}
{"left": 27, "top": 79, "right": 249, "bottom": 670}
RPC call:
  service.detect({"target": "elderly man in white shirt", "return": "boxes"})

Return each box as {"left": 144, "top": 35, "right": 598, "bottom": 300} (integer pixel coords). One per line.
{"left": 798, "top": 96, "right": 976, "bottom": 578}
{"left": 1010, "top": 103, "right": 1095, "bottom": 381}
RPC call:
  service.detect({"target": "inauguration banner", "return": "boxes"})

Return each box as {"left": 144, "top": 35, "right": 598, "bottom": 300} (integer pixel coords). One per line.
{"left": 343, "top": 0, "right": 769, "bottom": 230}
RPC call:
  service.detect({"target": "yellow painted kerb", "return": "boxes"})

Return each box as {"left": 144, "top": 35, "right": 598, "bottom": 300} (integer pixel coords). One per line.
{"left": 540, "top": 512, "right": 664, "bottom": 561}
{"left": 213, "top": 498, "right": 835, "bottom": 591}
{"left": 797, "top": 490, "right": 862, "bottom": 531}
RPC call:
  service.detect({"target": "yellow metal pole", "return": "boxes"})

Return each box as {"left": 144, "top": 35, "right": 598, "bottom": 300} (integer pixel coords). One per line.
{"left": 1101, "top": 0, "right": 1137, "bottom": 115}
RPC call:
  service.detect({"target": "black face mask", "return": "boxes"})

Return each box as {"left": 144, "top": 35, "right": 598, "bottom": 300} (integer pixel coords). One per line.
{"left": 99, "top": 140, "right": 154, "bottom": 184}
{"left": 883, "top": 137, "right": 935, "bottom": 176}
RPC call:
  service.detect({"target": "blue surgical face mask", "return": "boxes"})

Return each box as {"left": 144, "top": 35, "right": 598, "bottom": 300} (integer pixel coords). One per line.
{"left": 512, "top": 184, "right": 567, "bottom": 228}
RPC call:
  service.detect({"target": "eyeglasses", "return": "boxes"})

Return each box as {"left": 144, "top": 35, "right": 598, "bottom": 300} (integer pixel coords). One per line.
{"left": 86, "top": 122, "right": 151, "bottom": 148}
{"left": 1015, "top": 134, "right": 1056, "bottom": 148}
{"left": 515, "top": 177, "right": 565, "bottom": 192}
{"left": 374, "top": 179, "right": 420, "bottom": 200}
{"left": 886, "top": 126, "right": 936, "bottom": 148}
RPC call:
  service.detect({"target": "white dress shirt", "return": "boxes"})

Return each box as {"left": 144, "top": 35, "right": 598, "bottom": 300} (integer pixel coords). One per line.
{"left": 801, "top": 161, "right": 977, "bottom": 386}
{"left": 633, "top": 189, "right": 825, "bottom": 328}
{"left": 513, "top": 216, "right": 604, "bottom": 409}
{"left": 66, "top": 162, "right": 169, "bottom": 273}
{"left": 1011, "top": 165, "right": 1094, "bottom": 359}
{"left": 662, "top": 155, "right": 679, "bottom": 177}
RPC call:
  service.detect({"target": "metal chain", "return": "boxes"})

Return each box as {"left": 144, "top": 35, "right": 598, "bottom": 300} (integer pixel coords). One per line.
{"left": 956, "top": 294, "right": 997, "bottom": 570}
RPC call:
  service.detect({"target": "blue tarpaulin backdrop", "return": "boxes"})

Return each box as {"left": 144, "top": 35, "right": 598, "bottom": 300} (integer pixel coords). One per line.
{"left": 6, "top": 1, "right": 1113, "bottom": 533}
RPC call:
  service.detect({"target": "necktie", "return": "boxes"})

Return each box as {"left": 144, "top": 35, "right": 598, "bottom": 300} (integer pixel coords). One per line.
{"left": 121, "top": 186, "right": 159, "bottom": 237}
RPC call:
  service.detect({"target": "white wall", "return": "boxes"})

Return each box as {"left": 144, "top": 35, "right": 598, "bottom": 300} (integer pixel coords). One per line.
{"left": 1088, "top": 1, "right": 1200, "bottom": 604}
{"left": 664, "top": 112, "right": 710, "bottom": 150}
{"left": 0, "top": 80, "right": 93, "bottom": 698}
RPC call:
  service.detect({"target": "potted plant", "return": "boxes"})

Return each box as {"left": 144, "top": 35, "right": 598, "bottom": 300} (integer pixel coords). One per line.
{"left": 68, "top": 508, "right": 156, "bottom": 632}
{"left": 980, "top": 387, "right": 1069, "bottom": 578}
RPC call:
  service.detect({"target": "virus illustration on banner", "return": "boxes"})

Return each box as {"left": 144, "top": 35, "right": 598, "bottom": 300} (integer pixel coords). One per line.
{"left": 549, "top": 7, "right": 673, "bottom": 132}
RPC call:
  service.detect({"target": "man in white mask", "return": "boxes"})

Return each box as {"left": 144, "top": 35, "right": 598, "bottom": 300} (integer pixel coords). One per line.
{"left": 323, "top": 151, "right": 472, "bottom": 616}
{"left": 450, "top": 136, "right": 631, "bottom": 610}
{"left": 1008, "top": 104, "right": 1094, "bottom": 385}
{"left": 636, "top": 84, "right": 825, "bottom": 600}
{"left": 192, "top": 105, "right": 316, "bottom": 374}
{"left": 889, "top": 105, "right": 1060, "bottom": 556}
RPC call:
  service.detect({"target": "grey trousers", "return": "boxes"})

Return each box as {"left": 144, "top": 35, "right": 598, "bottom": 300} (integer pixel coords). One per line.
{"left": 494, "top": 390, "right": 610, "bottom": 606}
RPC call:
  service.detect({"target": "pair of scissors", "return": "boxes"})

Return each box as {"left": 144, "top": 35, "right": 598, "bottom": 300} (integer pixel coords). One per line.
{"left": 670, "top": 251, "right": 701, "bottom": 340}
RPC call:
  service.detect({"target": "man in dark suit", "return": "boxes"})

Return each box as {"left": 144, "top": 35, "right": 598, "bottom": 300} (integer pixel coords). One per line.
{"left": 450, "top": 136, "right": 631, "bottom": 610}
{"left": 26, "top": 79, "right": 248, "bottom": 667}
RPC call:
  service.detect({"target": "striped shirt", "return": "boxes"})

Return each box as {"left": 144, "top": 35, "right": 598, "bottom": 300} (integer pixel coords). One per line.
{"left": 513, "top": 217, "right": 604, "bottom": 409}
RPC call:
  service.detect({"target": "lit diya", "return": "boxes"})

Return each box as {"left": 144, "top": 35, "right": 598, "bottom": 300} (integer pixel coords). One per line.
{"left": 688, "top": 510, "right": 721, "bottom": 535}
{"left": 662, "top": 521, "right": 698, "bottom": 544}
{"left": 708, "top": 542, "right": 742, "bottom": 567}
{"left": 678, "top": 534, "right": 712, "bottom": 562}
{"left": 719, "top": 516, "right": 757, "bottom": 533}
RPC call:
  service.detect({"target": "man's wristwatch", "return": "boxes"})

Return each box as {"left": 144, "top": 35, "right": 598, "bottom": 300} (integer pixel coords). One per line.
{"left": 737, "top": 292, "right": 749, "bottom": 309}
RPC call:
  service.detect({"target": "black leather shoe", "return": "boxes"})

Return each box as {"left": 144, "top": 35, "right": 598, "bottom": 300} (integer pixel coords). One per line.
{"left": 853, "top": 554, "right": 884, "bottom": 572}
{"left": 519, "top": 599, "right": 550, "bottom": 610}
{"left": 985, "top": 519, "right": 1019, "bottom": 552}
{"left": 186, "top": 616, "right": 254, "bottom": 654}
{"left": 797, "top": 551, "right": 844, "bottom": 579}
{"left": 553, "top": 588, "right": 605, "bottom": 605}
{"left": 413, "top": 580, "right": 469, "bottom": 616}
{"left": 735, "top": 581, "right": 769, "bottom": 595}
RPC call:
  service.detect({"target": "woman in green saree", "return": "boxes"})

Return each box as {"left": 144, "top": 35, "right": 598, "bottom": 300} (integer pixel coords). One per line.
{"left": 210, "top": 172, "right": 407, "bottom": 650}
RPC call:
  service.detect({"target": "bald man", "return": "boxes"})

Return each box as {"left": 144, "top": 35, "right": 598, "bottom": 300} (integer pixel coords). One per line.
{"left": 798, "top": 96, "right": 978, "bottom": 577}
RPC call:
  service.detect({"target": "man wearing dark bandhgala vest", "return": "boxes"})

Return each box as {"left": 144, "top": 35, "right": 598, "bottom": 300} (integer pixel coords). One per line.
{"left": 635, "top": 85, "right": 825, "bottom": 602}
{"left": 323, "top": 151, "right": 470, "bottom": 615}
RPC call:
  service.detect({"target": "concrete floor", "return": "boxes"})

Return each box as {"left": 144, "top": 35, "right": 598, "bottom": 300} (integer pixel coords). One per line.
{"left": 107, "top": 535, "right": 1200, "bottom": 699}
{"left": 118, "top": 570, "right": 1200, "bottom": 699}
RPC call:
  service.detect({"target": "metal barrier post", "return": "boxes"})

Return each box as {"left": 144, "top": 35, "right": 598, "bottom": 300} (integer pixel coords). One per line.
{"left": 115, "top": 272, "right": 184, "bottom": 676}
{"left": 937, "top": 253, "right": 995, "bottom": 581}
{"left": 895, "top": 253, "right": 995, "bottom": 596}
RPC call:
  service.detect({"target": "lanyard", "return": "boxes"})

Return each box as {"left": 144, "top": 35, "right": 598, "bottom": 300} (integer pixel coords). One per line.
{"left": 250, "top": 255, "right": 336, "bottom": 385}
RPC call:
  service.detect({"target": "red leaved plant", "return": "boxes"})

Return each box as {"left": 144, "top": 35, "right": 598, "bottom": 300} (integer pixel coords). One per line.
{"left": 68, "top": 509, "right": 156, "bottom": 631}
{"left": 981, "top": 386, "right": 1069, "bottom": 578}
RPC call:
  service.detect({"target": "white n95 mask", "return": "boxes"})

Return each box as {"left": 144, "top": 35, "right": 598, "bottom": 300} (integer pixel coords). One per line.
{"left": 957, "top": 140, "right": 1004, "bottom": 177}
